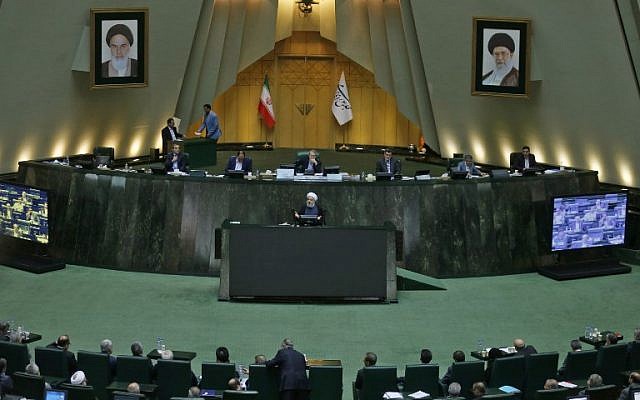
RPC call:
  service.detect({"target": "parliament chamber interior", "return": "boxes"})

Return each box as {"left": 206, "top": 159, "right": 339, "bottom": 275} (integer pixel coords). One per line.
{"left": 1, "top": 1, "right": 640, "bottom": 400}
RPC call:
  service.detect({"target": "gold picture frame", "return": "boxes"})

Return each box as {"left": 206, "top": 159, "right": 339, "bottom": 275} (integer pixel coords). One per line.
{"left": 472, "top": 17, "right": 531, "bottom": 98}
{"left": 90, "top": 8, "right": 148, "bottom": 89}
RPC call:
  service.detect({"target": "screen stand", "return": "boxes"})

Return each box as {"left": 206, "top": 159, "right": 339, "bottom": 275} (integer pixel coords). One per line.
{"left": 538, "top": 249, "right": 630, "bottom": 280}
{"left": 0, "top": 238, "right": 65, "bottom": 274}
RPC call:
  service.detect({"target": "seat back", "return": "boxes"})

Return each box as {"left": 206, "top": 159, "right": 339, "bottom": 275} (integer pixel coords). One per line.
{"left": 481, "top": 394, "right": 519, "bottom": 400}
{"left": 524, "top": 352, "right": 559, "bottom": 400}
{"left": 112, "top": 391, "right": 146, "bottom": 400}
{"left": 200, "top": 362, "right": 237, "bottom": 392}
{"left": 248, "top": 365, "right": 279, "bottom": 400}
{"left": 222, "top": 391, "right": 259, "bottom": 400}
{"left": 12, "top": 371, "right": 46, "bottom": 400}
{"left": 585, "top": 384, "right": 618, "bottom": 400}
{"left": 0, "top": 341, "right": 30, "bottom": 375}
{"left": 309, "top": 365, "right": 342, "bottom": 400}
{"left": 509, "top": 152, "right": 519, "bottom": 170}
{"left": 35, "top": 347, "right": 70, "bottom": 379}
{"left": 360, "top": 366, "right": 397, "bottom": 400}
{"left": 564, "top": 350, "right": 597, "bottom": 381}
{"left": 115, "top": 356, "right": 152, "bottom": 384}
{"left": 403, "top": 364, "right": 440, "bottom": 396}
{"left": 629, "top": 341, "right": 640, "bottom": 370}
{"left": 77, "top": 351, "right": 112, "bottom": 400}
{"left": 156, "top": 360, "right": 193, "bottom": 400}
{"left": 534, "top": 388, "right": 569, "bottom": 400}
{"left": 488, "top": 355, "right": 525, "bottom": 390}
{"left": 596, "top": 343, "right": 628, "bottom": 385}
{"left": 450, "top": 361, "right": 485, "bottom": 399}
{"left": 59, "top": 383, "right": 98, "bottom": 400}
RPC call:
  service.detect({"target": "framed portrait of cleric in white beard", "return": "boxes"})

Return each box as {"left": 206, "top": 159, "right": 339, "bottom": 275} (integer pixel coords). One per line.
{"left": 90, "top": 8, "right": 148, "bottom": 88}
{"left": 472, "top": 17, "right": 531, "bottom": 98}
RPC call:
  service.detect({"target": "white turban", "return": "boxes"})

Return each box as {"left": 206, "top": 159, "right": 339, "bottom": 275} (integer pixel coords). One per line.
{"left": 71, "top": 370, "right": 86, "bottom": 385}
{"left": 306, "top": 192, "right": 318, "bottom": 201}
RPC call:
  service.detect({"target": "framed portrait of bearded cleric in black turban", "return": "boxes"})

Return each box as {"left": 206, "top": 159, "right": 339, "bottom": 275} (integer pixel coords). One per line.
{"left": 472, "top": 17, "right": 531, "bottom": 98}
{"left": 90, "top": 8, "right": 148, "bottom": 88}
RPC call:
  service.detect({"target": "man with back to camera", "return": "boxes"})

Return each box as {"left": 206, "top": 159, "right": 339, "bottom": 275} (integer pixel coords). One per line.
{"left": 195, "top": 104, "right": 222, "bottom": 141}
{"left": 354, "top": 352, "right": 377, "bottom": 397}
{"left": 293, "top": 192, "right": 324, "bottom": 226}
{"left": 161, "top": 118, "right": 182, "bottom": 156}
{"left": 482, "top": 32, "right": 519, "bottom": 87}
{"left": 265, "top": 338, "right": 310, "bottom": 400}
{"left": 512, "top": 146, "right": 537, "bottom": 171}
{"left": 375, "top": 149, "right": 401, "bottom": 175}
{"left": 226, "top": 150, "right": 253, "bottom": 173}
{"left": 46, "top": 335, "right": 78, "bottom": 376}
{"left": 164, "top": 143, "right": 189, "bottom": 173}
{"left": 456, "top": 154, "right": 485, "bottom": 176}
{"left": 618, "top": 372, "right": 640, "bottom": 400}
{"left": 101, "top": 24, "right": 138, "bottom": 78}
{"left": 295, "top": 149, "right": 323, "bottom": 174}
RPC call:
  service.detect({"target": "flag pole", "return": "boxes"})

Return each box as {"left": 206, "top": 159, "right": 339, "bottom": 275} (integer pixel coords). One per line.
{"left": 339, "top": 126, "right": 349, "bottom": 150}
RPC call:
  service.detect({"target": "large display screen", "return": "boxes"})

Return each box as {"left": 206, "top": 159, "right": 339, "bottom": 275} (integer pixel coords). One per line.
{"left": 551, "top": 192, "right": 627, "bottom": 251}
{"left": 0, "top": 181, "right": 49, "bottom": 243}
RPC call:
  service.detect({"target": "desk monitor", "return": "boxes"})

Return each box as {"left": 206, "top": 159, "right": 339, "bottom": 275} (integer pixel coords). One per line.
{"left": 113, "top": 393, "right": 145, "bottom": 400}
{"left": 299, "top": 214, "right": 321, "bottom": 226}
{"left": 94, "top": 155, "right": 112, "bottom": 168}
{"left": 414, "top": 170, "right": 430, "bottom": 177}
{"left": 151, "top": 166, "right": 166, "bottom": 175}
{"left": 323, "top": 165, "right": 340, "bottom": 175}
{"left": 0, "top": 181, "right": 49, "bottom": 244}
{"left": 279, "top": 163, "right": 296, "bottom": 169}
{"left": 490, "top": 169, "right": 510, "bottom": 179}
{"left": 45, "top": 389, "right": 67, "bottom": 400}
{"left": 566, "top": 397, "right": 587, "bottom": 400}
{"left": 200, "top": 389, "right": 217, "bottom": 398}
{"left": 449, "top": 170, "right": 468, "bottom": 180}
{"left": 551, "top": 192, "right": 627, "bottom": 251}
{"left": 522, "top": 167, "right": 543, "bottom": 176}
{"left": 375, "top": 172, "right": 392, "bottom": 181}
{"left": 226, "top": 170, "right": 245, "bottom": 179}
{"left": 190, "top": 170, "right": 206, "bottom": 177}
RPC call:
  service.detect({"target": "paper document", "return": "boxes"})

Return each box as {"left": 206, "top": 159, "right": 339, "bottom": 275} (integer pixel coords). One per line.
{"left": 382, "top": 392, "right": 403, "bottom": 399}
{"left": 558, "top": 381, "right": 578, "bottom": 388}
{"left": 499, "top": 385, "right": 520, "bottom": 393}
{"left": 408, "top": 390, "right": 429, "bottom": 399}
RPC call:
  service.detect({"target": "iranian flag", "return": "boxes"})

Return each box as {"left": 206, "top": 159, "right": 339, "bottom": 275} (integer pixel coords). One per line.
{"left": 258, "top": 75, "right": 276, "bottom": 128}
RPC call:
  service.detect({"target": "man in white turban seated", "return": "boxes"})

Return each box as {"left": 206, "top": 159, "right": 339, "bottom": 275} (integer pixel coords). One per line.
{"left": 293, "top": 192, "right": 324, "bottom": 226}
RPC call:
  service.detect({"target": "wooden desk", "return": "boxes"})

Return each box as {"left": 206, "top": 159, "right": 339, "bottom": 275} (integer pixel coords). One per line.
{"left": 147, "top": 349, "right": 197, "bottom": 361}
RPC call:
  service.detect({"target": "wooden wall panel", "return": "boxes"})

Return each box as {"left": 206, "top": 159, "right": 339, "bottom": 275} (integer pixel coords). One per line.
{"left": 211, "top": 31, "right": 422, "bottom": 149}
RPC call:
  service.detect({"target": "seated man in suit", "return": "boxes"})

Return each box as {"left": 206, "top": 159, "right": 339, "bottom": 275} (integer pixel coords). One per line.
{"left": 375, "top": 149, "right": 401, "bottom": 175}
{"left": 558, "top": 339, "right": 582, "bottom": 377}
{"left": 456, "top": 154, "right": 485, "bottom": 176}
{"left": 294, "top": 192, "right": 324, "bottom": 226}
{"left": 354, "top": 352, "right": 377, "bottom": 397}
{"left": 440, "top": 350, "right": 465, "bottom": 389}
{"left": 513, "top": 338, "right": 537, "bottom": 356}
{"left": 161, "top": 118, "right": 182, "bottom": 156}
{"left": 46, "top": 335, "right": 78, "bottom": 376}
{"left": 512, "top": 146, "right": 537, "bottom": 171}
{"left": 295, "top": 150, "right": 323, "bottom": 174}
{"left": 164, "top": 143, "right": 189, "bottom": 173}
{"left": 226, "top": 150, "right": 253, "bottom": 173}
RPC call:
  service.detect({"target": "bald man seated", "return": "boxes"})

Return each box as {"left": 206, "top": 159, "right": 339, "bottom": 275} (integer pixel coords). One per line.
{"left": 513, "top": 338, "right": 537, "bottom": 356}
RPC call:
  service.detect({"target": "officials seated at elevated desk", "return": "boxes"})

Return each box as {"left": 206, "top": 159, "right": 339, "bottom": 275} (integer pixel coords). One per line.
{"left": 17, "top": 159, "right": 599, "bottom": 279}
{"left": 218, "top": 221, "right": 398, "bottom": 302}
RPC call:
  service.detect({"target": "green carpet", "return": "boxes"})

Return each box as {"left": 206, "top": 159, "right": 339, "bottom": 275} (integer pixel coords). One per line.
{"left": 2, "top": 263, "right": 638, "bottom": 399}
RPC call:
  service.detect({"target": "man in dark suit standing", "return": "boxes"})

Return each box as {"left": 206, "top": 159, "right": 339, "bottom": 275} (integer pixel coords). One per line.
{"left": 512, "top": 146, "right": 537, "bottom": 171}
{"left": 266, "top": 338, "right": 310, "bottom": 400}
{"left": 226, "top": 150, "right": 253, "bottom": 173}
{"left": 375, "top": 149, "right": 401, "bottom": 175}
{"left": 161, "top": 118, "right": 183, "bottom": 156}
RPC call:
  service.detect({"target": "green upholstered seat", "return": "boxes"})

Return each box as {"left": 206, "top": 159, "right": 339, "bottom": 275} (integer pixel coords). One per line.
{"left": 403, "top": 364, "right": 440, "bottom": 397}
{"left": 35, "top": 346, "right": 70, "bottom": 380}
{"left": 360, "top": 366, "right": 397, "bottom": 400}
{"left": 523, "top": 352, "right": 559, "bottom": 400}
{"left": 222, "top": 390, "right": 259, "bottom": 400}
{"left": 0, "top": 341, "right": 30, "bottom": 376}
{"left": 115, "top": 356, "right": 153, "bottom": 384}
{"left": 155, "top": 359, "right": 194, "bottom": 400}
{"left": 585, "top": 384, "right": 619, "bottom": 400}
{"left": 596, "top": 343, "right": 629, "bottom": 385}
{"left": 247, "top": 364, "right": 279, "bottom": 400}
{"left": 309, "top": 365, "right": 342, "bottom": 400}
{"left": 77, "top": 350, "right": 113, "bottom": 400}
{"left": 450, "top": 361, "right": 485, "bottom": 399}
{"left": 628, "top": 341, "right": 640, "bottom": 370}
{"left": 200, "top": 362, "right": 237, "bottom": 391}
{"left": 563, "top": 350, "right": 597, "bottom": 381}
{"left": 488, "top": 355, "right": 525, "bottom": 390}
{"left": 12, "top": 371, "right": 46, "bottom": 400}
{"left": 59, "top": 383, "right": 99, "bottom": 400}
{"left": 534, "top": 388, "right": 569, "bottom": 400}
